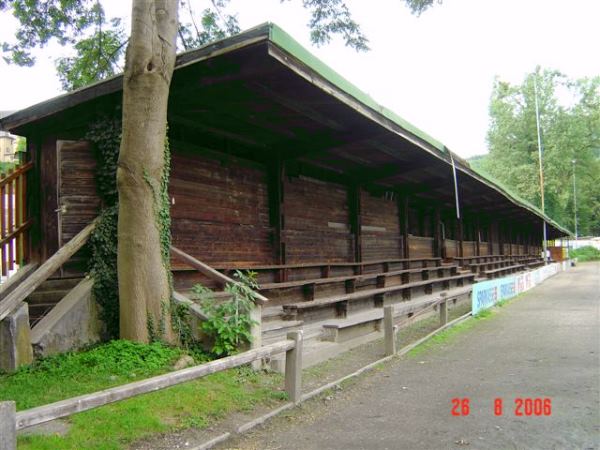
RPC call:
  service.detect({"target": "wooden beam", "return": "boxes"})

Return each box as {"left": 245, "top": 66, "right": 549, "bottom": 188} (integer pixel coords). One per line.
{"left": 170, "top": 246, "right": 268, "bottom": 305}
{"left": 475, "top": 217, "right": 481, "bottom": 256}
{"left": 398, "top": 195, "right": 409, "bottom": 259}
{"left": 457, "top": 217, "right": 464, "bottom": 258}
{"left": 0, "top": 219, "right": 96, "bottom": 322}
{"left": 433, "top": 206, "right": 442, "bottom": 258}
{"left": 349, "top": 185, "right": 362, "bottom": 265}
{"left": 267, "top": 159, "right": 286, "bottom": 279}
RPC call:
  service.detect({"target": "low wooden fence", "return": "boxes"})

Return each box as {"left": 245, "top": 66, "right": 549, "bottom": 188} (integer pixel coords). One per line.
{"left": 0, "top": 162, "right": 32, "bottom": 282}
{"left": 0, "top": 331, "right": 303, "bottom": 450}
{"left": 0, "top": 282, "right": 473, "bottom": 449}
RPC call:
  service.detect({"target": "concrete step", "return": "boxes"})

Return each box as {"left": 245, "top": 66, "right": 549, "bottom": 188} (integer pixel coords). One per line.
{"left": 38, "top": 277, "right": 83, "bottom": 292}
{"left": 262, "top": 319, "right": 304, "bottom": 344}
{"left": 26, "top": 290, "right": 68, "bottom": 305}
{"left": 262, "top": 305, "right": 284, "bottom": 323}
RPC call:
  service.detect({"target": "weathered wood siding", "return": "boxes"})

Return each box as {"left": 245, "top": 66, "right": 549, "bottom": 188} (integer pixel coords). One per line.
{"left": 169, "top": 150, "right": 272, "bottom": 266}
{"left": 283, "top": 176, "right": 352, "bottom": 263}
{"left": 444, "top": 239, "right": 458, "bottom": 258}
{"left": 463, "top": 241, "right": 477, "bottom": 257}
{"left": 480, "top": 242, "right": 489, "bottom": 255}
{"left": 360, "top": 191, "right": 401, "bottom": 261}
{"left": 408, "top": 235, "right": 433, "bottom": 258}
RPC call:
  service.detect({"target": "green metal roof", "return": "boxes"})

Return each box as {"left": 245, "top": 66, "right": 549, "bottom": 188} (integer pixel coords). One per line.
{"left": 265, "top": 23, "right": 571, "bottom": 236}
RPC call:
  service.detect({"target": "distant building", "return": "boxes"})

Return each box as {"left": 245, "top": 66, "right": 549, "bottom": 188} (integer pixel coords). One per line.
{"left": 0, "top": 130, "right": 17, "bottom": 163}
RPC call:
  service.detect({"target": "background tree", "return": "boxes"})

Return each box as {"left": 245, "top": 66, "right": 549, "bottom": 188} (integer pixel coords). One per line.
{"left": 0, "top": 0, "right": 440, "bottom": 342}
{"left": 472, "top": 68, "right": 600, "bottom": 236}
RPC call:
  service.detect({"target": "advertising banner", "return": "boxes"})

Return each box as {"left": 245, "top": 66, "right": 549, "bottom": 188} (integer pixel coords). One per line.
{"left": 471, "top": 263, "right": 562, "bottom": 315}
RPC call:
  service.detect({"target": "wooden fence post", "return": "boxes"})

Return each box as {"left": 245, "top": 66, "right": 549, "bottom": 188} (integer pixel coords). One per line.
{"left": 0, "top": 401, "right": 16, "bottom": 450}
{"left": 250, "top": 304, "right": 262, "bottom": 370}
{"left": 439, "top": 297, "right": 448, "bottom": 326}
{"left": 383, "top": 306, "right": 396, "bottom": 356}
{"left": 285, "top": 330, "right": 303, "bottom": 404}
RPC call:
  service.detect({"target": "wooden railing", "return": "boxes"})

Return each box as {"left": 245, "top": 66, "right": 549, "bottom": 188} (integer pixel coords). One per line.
{"left": 0, "top": 219, "right": 96, "bottom": 322}
{"left": 0, "top": 332, "right": 304, "bottom": 449}
{"left": 0, "top": 162, "right": 33, "bottom": 282}
{"left": 170, "top": 246, "right": 269, "bottom": 305}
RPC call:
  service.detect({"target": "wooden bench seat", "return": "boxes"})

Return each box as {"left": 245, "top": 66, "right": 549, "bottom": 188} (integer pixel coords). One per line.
{"left": 321, "top": 287, "right": 471, "bottom": 342}
{"left": 468, "top": 259, "right": 518, "bottom": 273}
{"left": 211, "top": 257, "right": 443, "bottom": 283}
{"left": 282, "top": 272, "right": 475, "bottom": 320}
{"left": 259, "top": 264, "right": 459, "bottom": 300}
{"left": 484, "top": 264, "right": 524, "bottom": 279}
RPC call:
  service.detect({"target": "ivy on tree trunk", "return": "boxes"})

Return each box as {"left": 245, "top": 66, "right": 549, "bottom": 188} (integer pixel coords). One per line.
{"left": 117, "top": 0, "right": 178, "bottom": 343}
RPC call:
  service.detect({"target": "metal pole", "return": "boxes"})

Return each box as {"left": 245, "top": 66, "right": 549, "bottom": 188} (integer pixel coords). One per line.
{"left": 534, "top": 76, "right": 548, "bottom": 264}
{"left": 572, "top": 159, "right": 578, "bottom": 241}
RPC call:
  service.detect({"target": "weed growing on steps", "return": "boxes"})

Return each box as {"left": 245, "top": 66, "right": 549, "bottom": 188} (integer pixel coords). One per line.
{"left": 193, "top": 270, "right": 259, "bottom": 357}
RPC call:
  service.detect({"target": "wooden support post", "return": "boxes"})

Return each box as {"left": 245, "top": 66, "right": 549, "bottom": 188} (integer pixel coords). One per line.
{"left": 475, "top": 217, "right": 481, "bottom": 256}
{"left": 433, "top": 206, "right": 442, "bottom": 259}
{"left": 349, "top": 185, "right": 362, "bottom": 267}
{"left": 457, "top": 217, "right": 464, "bottom": 258}
{"left": 399, "top": 195, "right": 410, "bottom": 259}
{"left": 383, "top": 306, "right": 396, "bottom": 356}
{"left": 285, "top": 331, "right": 303, "bottom": 404}
{"left": 488, "top": 222, "right": 494, "bottom": 255}
{"left": 0, "top": 401, "right": 16, "bottom": 450}
{"left": 267, "top": 159, "right": 286, "bottom": 281}
{"left": 439, "top": 297, "right": 448, "bottom": 326}
{"left": 249, "top": 304, "right": 262, "bottom": 370}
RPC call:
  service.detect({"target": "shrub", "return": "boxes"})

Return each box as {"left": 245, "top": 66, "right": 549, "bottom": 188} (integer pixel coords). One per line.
{"left": 193, "top": 271, "right": 259, "bottom": 357}
{"left": 570, "top": 245, "right": 600, "bottom": 262}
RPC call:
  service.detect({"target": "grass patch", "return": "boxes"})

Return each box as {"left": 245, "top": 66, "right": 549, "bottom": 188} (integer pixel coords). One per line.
{"left": 0, "top": 340, "right": 285, "bottom": 449}
{"left": 570, "top": 246, "right": 600, "bottom": 262}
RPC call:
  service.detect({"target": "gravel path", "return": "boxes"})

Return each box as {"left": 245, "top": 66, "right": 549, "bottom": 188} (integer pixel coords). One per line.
{"left": 222, "top": 262, "right": 600, "bottom": 450}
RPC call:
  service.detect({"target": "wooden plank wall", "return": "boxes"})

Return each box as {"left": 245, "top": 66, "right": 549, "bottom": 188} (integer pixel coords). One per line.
{"left": 444, "top": 239, "right": 458, "bottom": 258}
{"left": 408, "top": 235, "right": 434, "bottom": 258}
{"left": 360, "top": 191, "right": 401, "bottom": 261}
{"left": 169, "top": 150, "right": 272, "bottom": 266}
{"left": 463, "top": 241, "right": 477, "bottom": 257}
{"left": 283, "top": 176, "right": 352, "bottom": 263}
{"left": 480, "top": 242, "right": 489, "bottom": 255}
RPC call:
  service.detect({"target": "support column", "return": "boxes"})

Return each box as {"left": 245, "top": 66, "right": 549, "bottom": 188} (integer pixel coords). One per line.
{"left": 349, "top": 185, "right": 362, "bottom": 265}
{"left": 433, "top": 206, "right": 442, "bottom": 259}
{"left": 457, "top": 217, "right": 464, "bottom": 258}
{"left": 267, "top": 159, "right": 286, "bottom": 281}
{"left": 488, "top": 222, "right": 494, "bottom": 255}
{"left": 475, "top": 217, "right": 481, "bottom": 256}
{"left": 398, "top": 194, "right": 409, "bottom": 259}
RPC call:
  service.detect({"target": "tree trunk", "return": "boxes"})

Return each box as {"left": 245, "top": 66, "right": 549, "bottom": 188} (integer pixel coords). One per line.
{"left": 117, "top": 0, "right": 178, "bottom": 342}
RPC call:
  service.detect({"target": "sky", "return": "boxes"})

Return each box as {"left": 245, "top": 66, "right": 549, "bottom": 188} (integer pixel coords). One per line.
{"left": 0, "top": 0, "right": 599, "bottom": 158}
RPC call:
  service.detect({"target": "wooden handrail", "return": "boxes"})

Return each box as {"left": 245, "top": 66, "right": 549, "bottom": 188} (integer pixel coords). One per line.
{"left": 0, "top": 162, "right": 32, "bottom": 188}
{"left": 0, "top": 219, "right": 33, "bottom": 247}
{"left": 170, "top": 246, "right": 268, "bottom": 305}
{"left": 0, "top": 219, "right": 97, "bottom": 321}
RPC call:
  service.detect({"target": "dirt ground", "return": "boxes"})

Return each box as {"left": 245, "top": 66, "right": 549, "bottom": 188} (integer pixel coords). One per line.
{"left": 221, "top": 262, "right": 600, "bottom": 450}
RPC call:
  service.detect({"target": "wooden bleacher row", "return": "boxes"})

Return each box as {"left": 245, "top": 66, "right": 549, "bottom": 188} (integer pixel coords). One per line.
{"left": 213, "top": 257, "right": 443, "bottom": 284}
{"left": 452, "top": 254, "right": 541, "bottom": 267}
{"left": 211, "top": 257, "right": 472, "bottom": 321}
{"left": 281, "top": 271, "right": 475, "bottom": 320}
{"left": 453, "top": 255, "right": 544, "bottom": 280}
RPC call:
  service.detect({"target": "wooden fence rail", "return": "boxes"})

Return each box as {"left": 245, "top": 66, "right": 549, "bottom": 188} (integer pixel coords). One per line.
{"left": 0, "top": 332, "right": 303, "bottom": 450}
{"left": 0, "top": 162, "right": 32, "bottom": 282}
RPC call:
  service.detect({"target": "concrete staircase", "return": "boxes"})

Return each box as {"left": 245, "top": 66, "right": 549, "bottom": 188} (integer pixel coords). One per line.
{"left": 26, "top": 278, "right": 82, "bottom": 327}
